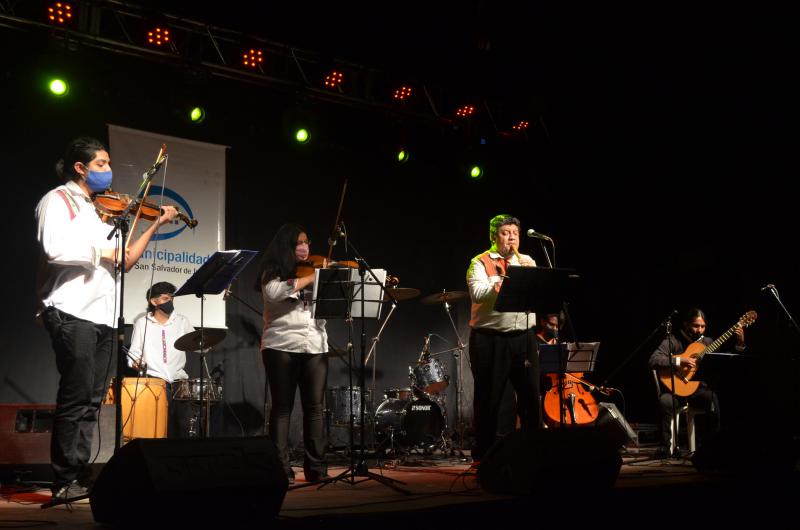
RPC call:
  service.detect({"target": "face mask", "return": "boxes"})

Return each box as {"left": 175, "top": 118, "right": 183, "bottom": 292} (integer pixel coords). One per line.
{"left": 85, "top": 169, "right": 113, "bottom": 192}
{"left": 544, "top": 327, "right": 558, "bottom": 340}
{"left": 156, "top": 300, "right": 174, "bottom": 315}
{"left": 295, "top": 243, "right": 309, "bottom": 261}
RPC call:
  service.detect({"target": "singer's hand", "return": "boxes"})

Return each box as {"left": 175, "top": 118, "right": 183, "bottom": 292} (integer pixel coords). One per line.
{"left": 518, "top": 255, "right": 535, "bottom": 267}
{"left": 156, "top": 206, "right": 178, "bottom": 226}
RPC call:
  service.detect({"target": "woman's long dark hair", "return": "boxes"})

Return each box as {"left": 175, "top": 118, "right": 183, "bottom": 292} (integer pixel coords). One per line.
{"left": 255, "top": 223, "right": 306, "bottom": 288}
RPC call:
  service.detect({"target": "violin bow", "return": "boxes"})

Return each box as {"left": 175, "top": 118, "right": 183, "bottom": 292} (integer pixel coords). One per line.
{"left": 127, "top": 143, "right": 166, "bottom": 249}
{"left": 326, "top": 179, "right": 347, "bottom": 262}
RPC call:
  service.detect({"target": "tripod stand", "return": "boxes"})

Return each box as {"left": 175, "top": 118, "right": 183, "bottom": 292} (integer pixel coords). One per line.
{"left": 292, "top": 241, "right": 409, "bottom": 494}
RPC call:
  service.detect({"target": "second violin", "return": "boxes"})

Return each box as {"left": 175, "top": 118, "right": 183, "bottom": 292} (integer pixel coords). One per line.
{"left": 295, "top": 255, "right": 358, "bottom": 278}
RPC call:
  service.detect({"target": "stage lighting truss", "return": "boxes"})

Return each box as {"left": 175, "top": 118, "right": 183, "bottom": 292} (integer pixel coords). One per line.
{"left": 2, "top": 2, "right": 538, "bottom": 145}
{"left": 47, "top": 2, "right": 73, "bottom": 25}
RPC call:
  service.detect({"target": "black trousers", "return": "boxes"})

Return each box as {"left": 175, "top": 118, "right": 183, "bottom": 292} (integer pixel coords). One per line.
{"left": 41, "top": 307, "right": 113, "bottom": 488}
{"left": 262, "top": 349, "right": 328, "bottom": 476}
{"left": 658, "top": 383, "right": 720, "bottom": 449}
{"left": 468, "top": 328, "right": 541, "bottom": 460}
{"left": 164, "top": 381, "right": 193, "bottom": 439}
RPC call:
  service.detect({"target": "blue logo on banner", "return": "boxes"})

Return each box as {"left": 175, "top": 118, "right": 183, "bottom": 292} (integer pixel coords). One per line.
{"left": 138, "top": 186, "right": 195, "bottom": 241}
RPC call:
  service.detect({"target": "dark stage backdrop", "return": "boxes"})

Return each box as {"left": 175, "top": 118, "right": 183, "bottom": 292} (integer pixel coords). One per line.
{"left": 2, "top": 24, "right": 798, "bottom": 448}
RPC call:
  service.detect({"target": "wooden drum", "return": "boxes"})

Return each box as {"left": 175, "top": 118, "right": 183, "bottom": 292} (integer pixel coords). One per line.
{"left": 107, "top": 377, "right": 168, "bottom": 442}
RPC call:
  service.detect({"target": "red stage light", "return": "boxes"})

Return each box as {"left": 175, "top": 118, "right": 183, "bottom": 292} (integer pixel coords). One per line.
{"left": 147, "top": 27, "right": 170, "bottom": 47}
{"left": 455, "top": 105, "right": 475, "bottom": 118}
{"left": 242, "top": 49, "right": 263, "bottom": 68}
{"left": 324, "top": 70, "right": 344, "bottom": 89}
{"left": 393, "top": 86, "right": 413, "bottom": 100}
{"left": 47, "top": 2, "right": 73, "bottom": 25}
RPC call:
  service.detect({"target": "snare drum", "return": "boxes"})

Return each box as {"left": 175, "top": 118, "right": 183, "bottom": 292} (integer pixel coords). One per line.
{"left": 411, "top": 357, "right": 449, "bottom": 394}
{"left": 384, "top": 388, "right": 413, "bottom": 401}
{"left": 119, "top": 377, "right": 168, "bottom": 441}
{"left": 374, "top": 395, "right": 445, "bottom": 448}
{"left": 172, "top": 378, "right": 223, "bottom": 402}
{"left": 326, "top": 386, "right": 373, "bottom": 426}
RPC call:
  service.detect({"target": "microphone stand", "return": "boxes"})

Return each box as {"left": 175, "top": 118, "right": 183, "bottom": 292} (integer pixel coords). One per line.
{"left": 106, "top": 162, "right": 163, "bottom": 450}
{"left": 665, "top": 319, "right": 681, "bottom": 458}
{"left": 763, "top": 284, "right": 800, "bottom": 340}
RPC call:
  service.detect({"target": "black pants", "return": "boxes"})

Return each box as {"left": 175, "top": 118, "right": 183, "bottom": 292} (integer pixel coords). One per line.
{"left": 164, "top": 381, "right": 193, "bottom": 438}
{"left": 42, "top": 307, "right": 113, "bottom": 488}
{"left": 658, "top": 383, "right": 720, "bottom": 450}
{"left": 262, "top": 349, "right": 328, "bottom": 476}
{"left": 469, "top": 328, "right": 541, "bottom": 460}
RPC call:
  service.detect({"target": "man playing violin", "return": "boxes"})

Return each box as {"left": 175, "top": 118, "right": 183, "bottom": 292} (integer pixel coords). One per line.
{"left": 648, "top": 308, "right": 745, "bottom": 458}
{"left": 35, "top": 137, "right": 178, "bottom": 502}
{"left": 466, "top": 214, "right": 540, "bottom": 461}
{"left": 255, "top": 224, "right": 329, "bottom": 484}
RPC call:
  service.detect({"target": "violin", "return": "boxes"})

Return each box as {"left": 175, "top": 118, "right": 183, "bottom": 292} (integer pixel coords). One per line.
{"left": 93, "top": 190, "right": 198, "bottom": 228}
{"left": 295, "top": 254, "right": 358, "bottom": 278}
{"left": 543, "top": 371, "right": 606, "bottom": 427}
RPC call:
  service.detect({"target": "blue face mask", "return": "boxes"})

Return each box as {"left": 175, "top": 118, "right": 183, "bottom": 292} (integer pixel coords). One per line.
{"left": 85, "top": 169, "right": 113, "bottom": 193}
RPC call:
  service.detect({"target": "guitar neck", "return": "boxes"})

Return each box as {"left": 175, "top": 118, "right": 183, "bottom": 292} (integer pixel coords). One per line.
{"left": 698, "top": 324, "right": 738, "bottom": 359}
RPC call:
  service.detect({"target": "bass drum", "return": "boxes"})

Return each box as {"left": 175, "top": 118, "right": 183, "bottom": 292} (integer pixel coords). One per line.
{"left": 374, "top": 396, "right": 445, "bottom": 448}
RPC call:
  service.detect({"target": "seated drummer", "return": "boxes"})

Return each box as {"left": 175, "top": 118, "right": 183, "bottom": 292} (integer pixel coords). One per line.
{"left": 128, "top": 281, "right": 194, "bottom": 438}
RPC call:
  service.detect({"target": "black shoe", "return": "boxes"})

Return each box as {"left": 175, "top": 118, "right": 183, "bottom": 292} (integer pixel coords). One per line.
{"left": 286, "top": 470, "right": 295, "bottom": 485}
{"left": 52, "top": 481, "right": 89, "bottom": 502}
{"left": 304, "top": 470, "right": 330, "bottom": 482}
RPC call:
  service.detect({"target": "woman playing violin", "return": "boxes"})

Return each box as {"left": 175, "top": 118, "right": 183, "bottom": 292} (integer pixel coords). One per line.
{"left": 35, "top": 137, "right": 178, "bottom": 502}
{"left": 256, "top": 223, "right": 329, "bottom": 484}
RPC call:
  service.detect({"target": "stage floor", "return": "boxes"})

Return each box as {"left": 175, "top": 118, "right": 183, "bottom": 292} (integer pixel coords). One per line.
{"left": 1, "top": 446, "right": 797, "bottom": 528}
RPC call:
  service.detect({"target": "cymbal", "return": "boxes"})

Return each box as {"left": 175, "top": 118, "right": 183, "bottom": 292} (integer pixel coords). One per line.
{"left": 383, "top": 287, "right": 421, "bottom": 302}
{"left": 420, "top": 290, "right": 469, "bottom": 305}
{"left": 174, "top": 329, "right": 227, "bottom": 352}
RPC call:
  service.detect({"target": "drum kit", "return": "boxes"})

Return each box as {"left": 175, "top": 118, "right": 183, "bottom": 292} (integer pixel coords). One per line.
{"left": 327, "top": 288, "right": 470, "bottom": 457}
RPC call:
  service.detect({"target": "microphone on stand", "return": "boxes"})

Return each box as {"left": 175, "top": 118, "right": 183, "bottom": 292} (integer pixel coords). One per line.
{"left": 418, "top": 334, "right": 431, "bottom": 362}
{"left": 526, "top": 228, "right": 553, "bottom": 241}
{"left": 142, "top": 154, "right": 168, "bottom": 180}
{"left": 761, "top": 284, "right": 776, "bottom": 292}
{"left": 328, "top": 224, "right": 344, "bottom": 247}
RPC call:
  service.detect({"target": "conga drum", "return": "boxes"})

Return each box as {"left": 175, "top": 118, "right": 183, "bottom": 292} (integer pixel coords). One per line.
{"left": 119, "top": 377, "right": 168, "bottom": 441}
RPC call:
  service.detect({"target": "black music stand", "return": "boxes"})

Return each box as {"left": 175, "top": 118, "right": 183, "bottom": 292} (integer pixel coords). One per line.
{"left": 495, "top": 266, "right": 581, "bottom": 426}
{"left": 174, "top": 249, "right": 258, "bottom": 437}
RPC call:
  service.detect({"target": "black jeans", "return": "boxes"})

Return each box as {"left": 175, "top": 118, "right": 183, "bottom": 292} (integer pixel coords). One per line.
{"left": 41, "top": 307, "right": 113, "bottom": 488}
{"left": 262, "top": 349, "right": 328, "bottom": 476}
{"left": 469, "top": 328, "right": 541, "bottom": 460}
{"left": 164, "top": 381, "right": 193, "bottom": 438}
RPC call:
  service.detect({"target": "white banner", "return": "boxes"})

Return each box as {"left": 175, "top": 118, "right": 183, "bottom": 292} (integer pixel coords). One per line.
{"left": 108, "top": 124, "right": 228, "bottom": 328}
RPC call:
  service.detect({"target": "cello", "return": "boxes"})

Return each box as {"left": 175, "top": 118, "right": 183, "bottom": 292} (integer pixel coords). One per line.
{"left": 542, "top": 371, "right": 606, "bottom": 427}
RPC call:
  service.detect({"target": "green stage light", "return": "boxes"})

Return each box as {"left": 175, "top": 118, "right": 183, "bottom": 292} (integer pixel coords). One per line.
{"left": 189, "top": 107, "right": 206, "bottom": 123}
{"left": 48, "top": 78, "right": 69, "bottom": 96}
{"left": 397, "top": 148, "right": 410, "bottom": 163}
{"left": 295, "top": 128, "right": 310, "bottom": 143}
{"left": 470, "top": 165, "right": 484, "bottom": 179}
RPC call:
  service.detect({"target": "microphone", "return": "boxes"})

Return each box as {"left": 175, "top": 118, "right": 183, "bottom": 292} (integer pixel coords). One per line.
{"left": 419, "top": 334, "right": 431, "bottom": 361}
{"left": 328, "top": 224, "right": 344, "bottom": 246}
{"left": 526, "top": 228, "right": 552, "bottom": 241}
{"left": 142, "top": 154, "right": 168, "bottom": 179}
{"left": 761, "top": 284, "right": 775, "bottom": 292}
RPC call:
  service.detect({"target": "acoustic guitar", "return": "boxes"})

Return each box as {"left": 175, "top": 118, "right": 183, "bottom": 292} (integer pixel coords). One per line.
{"left": 658, "top": 310, "right": 757, "bottom": 396}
